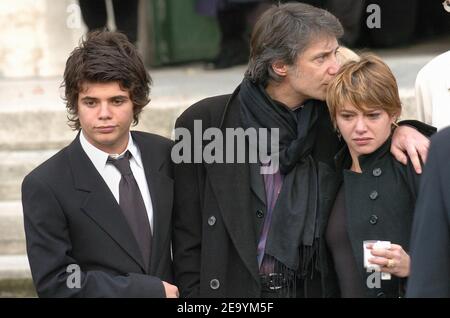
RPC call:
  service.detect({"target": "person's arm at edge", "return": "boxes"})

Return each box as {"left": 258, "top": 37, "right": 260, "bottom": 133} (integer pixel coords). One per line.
{"left": 406, "top": 138, "right": 450, "bottom": 297}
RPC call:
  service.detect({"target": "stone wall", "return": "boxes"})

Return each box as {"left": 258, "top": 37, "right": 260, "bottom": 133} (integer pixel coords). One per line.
{"left": 0, "top": 0, "right": 84, "bottom": 78}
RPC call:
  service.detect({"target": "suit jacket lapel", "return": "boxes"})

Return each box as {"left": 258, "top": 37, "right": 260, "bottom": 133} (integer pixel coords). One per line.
{"left": 204, "top": 92, "right": 260, "bottom": 283}
{"left": 68, "top": 135, "right": 147, "bottom": 272}
{"left": 249, "top": 162, "right": 266, "bottom": 206}
{"left": 132, "top": 132, "right": 173, "bottom": 274}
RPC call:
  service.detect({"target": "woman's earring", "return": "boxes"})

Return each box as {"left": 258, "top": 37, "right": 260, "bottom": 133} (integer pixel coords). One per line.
{"left": 392, "top": 120, "right": 399, "bottom": 129}
{"left": 336, "top": 128, "right": 342, "bottom": 140}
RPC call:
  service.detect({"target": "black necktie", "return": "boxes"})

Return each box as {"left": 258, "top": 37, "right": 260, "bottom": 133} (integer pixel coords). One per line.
{"left": 108, "top": 151, "right": 152, "bottom": 270}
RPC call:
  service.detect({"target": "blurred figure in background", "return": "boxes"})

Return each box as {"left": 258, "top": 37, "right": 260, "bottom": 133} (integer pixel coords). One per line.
{"left": 305, "top": 0, "right": 448, "bottom": 48}
{"left": 415, "top": 50, "right": 450, "bottom": 131}
{"left": 413, "top": 0, "right": 450, "bottom": 130}
{"left": 79, "top": 0, "right": 139, "bottom": 44}
{"left": 324, "top": 0, "right": 364, "bottom": 47}
{"left": 196, "top": 0, "right": 272, "bottom": 69}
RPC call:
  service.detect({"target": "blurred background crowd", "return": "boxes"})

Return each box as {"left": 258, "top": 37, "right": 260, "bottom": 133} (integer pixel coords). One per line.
{"left": 77, "top": 0, "right": 450, "bottom": 69}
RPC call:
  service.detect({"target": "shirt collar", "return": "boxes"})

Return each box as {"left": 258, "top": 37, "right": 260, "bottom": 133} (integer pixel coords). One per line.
{"left": 126, "top": 134, "right": 143, "bottom": 168}
{"left": 79, "top": 131, "right": 143, "bottom": 170}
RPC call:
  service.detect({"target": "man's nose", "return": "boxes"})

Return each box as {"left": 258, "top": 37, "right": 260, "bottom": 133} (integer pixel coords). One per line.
{"left": 329, "top": 57, "right": 340, "bottom": 75}
{"left": 98, "top": 102, "right": 112, "bottom": 119}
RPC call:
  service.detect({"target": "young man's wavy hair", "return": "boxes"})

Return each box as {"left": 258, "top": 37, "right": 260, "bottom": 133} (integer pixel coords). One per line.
{"left": 245, "top": 2, "right": 343, "bottom": 86}
{"left": 62, "top": 31, "right": 151, "bottom": 130}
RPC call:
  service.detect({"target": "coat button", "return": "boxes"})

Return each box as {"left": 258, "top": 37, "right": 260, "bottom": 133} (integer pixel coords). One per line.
{"left": 207, "top": 216, "right": 216, "bottom": 226}
{"left": 372, "top": 168, "right": 382, "bottom": 177}
{"left": 369, "top": 215, "right": 378, "bottom": 225}
{"left": 369, "top": 190, "right": 379, "bottom": 200}
{"left": 210, "top": 279, "right": 220, "bottom": 290}
{"left": 256, "top": 209, "right": 264, "bottom": 218}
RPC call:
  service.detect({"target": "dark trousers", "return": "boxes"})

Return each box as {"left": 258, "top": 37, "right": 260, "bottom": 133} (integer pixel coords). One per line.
{"left": 78, "top": 0, "right": 138, "bottom": 43}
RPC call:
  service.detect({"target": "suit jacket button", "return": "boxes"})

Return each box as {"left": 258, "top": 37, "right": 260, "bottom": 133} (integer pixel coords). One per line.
{"left": 256, "top": 209, "right": 264, "bottom": 218}
{"left": 373, "top": 168, "right": 382, "bottom": 177}
{"left": 369, "top": 190, "right": 379, "bottom": 200}
{"left": 210, "top": 279, "right": 220, "bottom": 290}
{"left": 369, "top": 215, "right": 378, "bottom": 225}
{"left": 208, "top": 216, "right": 216, "bottom": 226}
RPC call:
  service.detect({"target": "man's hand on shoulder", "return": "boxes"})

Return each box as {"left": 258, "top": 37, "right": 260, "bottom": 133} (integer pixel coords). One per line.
{"left": 391, "top": 125, "right": 430, "bottom": 174}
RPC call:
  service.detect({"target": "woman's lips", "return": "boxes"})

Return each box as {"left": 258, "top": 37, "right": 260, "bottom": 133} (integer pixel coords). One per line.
{"left": 353, "top": 138, "right": 372, "bottom": 146}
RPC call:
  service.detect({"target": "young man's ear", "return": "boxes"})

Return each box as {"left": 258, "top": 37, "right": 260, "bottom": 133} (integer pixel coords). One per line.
{"left": 271, "top": 60, "right": 289, "bottom": 77}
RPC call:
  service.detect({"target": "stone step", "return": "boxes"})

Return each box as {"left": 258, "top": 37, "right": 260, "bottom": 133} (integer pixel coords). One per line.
{"left": 0, "top": 102, "right": 186, "bottom": 200}
{"left": 0, "top": 66, "right": 245, "bottom": 151}
{"left": 0, "top": 150, "right": 58, "bottom": 201}
{"left": 0, "top": 255, "right": 31, "bottom": 280}
{"left": 0, "top": 105, "right": 181, "bottom": 151}
{"left": 0, "top": 255, "right": 35, "bottom": 298}
{"left": 0, "top": 202, "right": 26, "bottom": 255}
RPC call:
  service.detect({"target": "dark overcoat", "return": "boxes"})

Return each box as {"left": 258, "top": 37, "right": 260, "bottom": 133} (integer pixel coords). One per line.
{"left": 172, "top": 88, "right": 340, "bottom": 297}
{"left": 407, "top": 127, "right": 450, "bottom": 297}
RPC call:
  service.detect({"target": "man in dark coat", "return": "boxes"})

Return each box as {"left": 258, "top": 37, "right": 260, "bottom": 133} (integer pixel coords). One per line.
{"left": 407, "top": 127, "right": 450, "bottom": 297}
{"left": 22, "top": 31, "right": 178, "bottom": 297}
{"left": 173, "top": 3, "right": 430, "bottom": 298}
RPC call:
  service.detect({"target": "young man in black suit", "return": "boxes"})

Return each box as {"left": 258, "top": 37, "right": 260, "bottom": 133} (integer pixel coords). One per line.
{"left": 22, "top": 31, "right": 178, "bottom": 298}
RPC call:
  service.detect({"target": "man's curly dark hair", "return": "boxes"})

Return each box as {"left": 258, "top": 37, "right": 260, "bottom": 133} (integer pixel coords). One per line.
{"left": 62, "top": 31, "right": 151, "bottom": 130}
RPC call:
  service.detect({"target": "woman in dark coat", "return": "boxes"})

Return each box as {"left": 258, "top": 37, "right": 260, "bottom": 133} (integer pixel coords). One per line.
{"left": 318, "top": 54, "right": 435, "bottom": 298}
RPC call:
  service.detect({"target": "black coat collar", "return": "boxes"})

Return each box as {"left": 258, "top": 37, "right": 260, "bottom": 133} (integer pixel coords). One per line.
{"left": 334, "top": 137, "right": 392, "bottom": 173}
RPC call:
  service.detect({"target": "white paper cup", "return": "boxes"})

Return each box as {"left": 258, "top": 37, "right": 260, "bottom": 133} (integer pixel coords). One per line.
{"left": 363, "top": 240, "right": 379, "bottom": 271}
{"left": 363, "top": 240, "right": 392, "bottom": 280}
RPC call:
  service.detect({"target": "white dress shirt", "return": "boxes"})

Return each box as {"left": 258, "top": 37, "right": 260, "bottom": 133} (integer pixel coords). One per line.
{"left": 415, "top": 50, "right": 450, "bottom": 131}
{"left": 80, "top": 131, "right": 154, "bottom": 231}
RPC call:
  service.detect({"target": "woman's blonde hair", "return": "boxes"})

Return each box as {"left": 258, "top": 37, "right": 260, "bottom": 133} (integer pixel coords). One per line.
{"left": 336, "top": 46, "right": 360, "bottom": 65}
{"left": 326, "top": 53, "right": 401, "bottom": 127}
